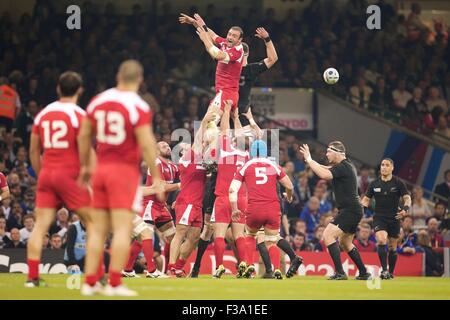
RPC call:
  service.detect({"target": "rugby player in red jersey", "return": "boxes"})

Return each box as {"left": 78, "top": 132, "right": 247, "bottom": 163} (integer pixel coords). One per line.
{"left": 78, "top": 60, "right": 164, "bottom": 296}
{"left": 26, "top": 71, "right": 92, "bottom": 287}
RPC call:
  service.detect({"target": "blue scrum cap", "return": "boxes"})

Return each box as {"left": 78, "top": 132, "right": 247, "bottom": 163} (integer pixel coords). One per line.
{"left": 250, "top": 140, "right": 268, "bottom": 158}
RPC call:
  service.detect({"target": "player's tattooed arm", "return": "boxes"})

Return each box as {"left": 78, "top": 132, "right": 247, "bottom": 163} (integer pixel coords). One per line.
{"left": 396, "top": 194, "right": 412, "bottom": 219}
{"left": 29, "top": 132, "right": 42, "bottom": 176}
{"left": 299, "top": 144, "right": 333, "bottom": 180}
{"left": 255, "top": 27, "right": 278, "bottom": 69}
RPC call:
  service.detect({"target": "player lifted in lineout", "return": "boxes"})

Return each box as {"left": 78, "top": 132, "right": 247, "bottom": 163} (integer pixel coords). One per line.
{"left": 78, "top": 60, "right": 164, "bottom": 296}
{"left": 179, "top": 13, "right": 244, "bottom": 128}
{"left": 26, "top": 72, "right": 93, "bottom": 287}
{"left": 122, "top": 141, "right": 180, "bottom": 278}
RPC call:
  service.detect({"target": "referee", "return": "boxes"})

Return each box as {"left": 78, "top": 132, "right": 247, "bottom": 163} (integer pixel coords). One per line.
{"left": 361, "top": 158, "right": 411, "bottom": 279}
{"left": 300, "top": 141, "right": 371, "bottom": 280}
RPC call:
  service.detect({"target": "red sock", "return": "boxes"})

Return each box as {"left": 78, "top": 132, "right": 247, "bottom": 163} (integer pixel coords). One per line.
{"left": 27, "top": 259, "right": 40, "bottom": 280}
{"left": 125, "top": 241, "right": 142, "bottom": 272}
{"left": 142, "top": 239, "right": 156, "bottom": 273}
{"left": 245, "top": 236, "right": 256, "bottom": 264}
{"left": 97, "top": 253, "right": 105, "bottom": 280}
{"left": 85, "top": 274, "right": 97, "bottom": 286}
{"left": 268, "top": 245, "right": 281, "bottom": 270}
{"left": 175, "top": 258, "right": 186, "bottom": 270}
{"left": 164, "top": 242, "right": 171, "bottom": 272}
{"left": 109, "top": 270, "right": 122, "bottom": 287}
{"left": 235, "top": 237, "right": 248, "bottom": 264}
{"left": 167, "top": 263, "right": 176, "bottom": 271}
{"left": 214, "top": 237, "right": 225, "bottom": 266}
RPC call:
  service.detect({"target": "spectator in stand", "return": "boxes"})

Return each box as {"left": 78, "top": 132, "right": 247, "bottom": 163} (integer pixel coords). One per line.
{"left": 0, "top": 76, "right": 21, "bottom": 133}
{"left": 290, "top": 232, "right": 312, "bottom": 252}
{"left": 353, "top": 224, "right": 376, "bottom": 252}
{"left": 4, "top": 228, "right": 26, "bottom": 248}
{"left": 299, "top": 196, "right": 322, "bottom": 237}
{"left": 6, "top": 201, "right": 24, "bottom": 231}
{"left": 402, "top": 215, "right": 417, "bottom": 245}
{"left": 49, "top": 208, "right": 70, "bottom": 237}
{"left": 19, "top": 213, "right": 34, "bottom": 243}
{"left": 370, "top": 77, "right": 391, "bottom": 111}
{"left": 434, "top": 170, "right": 450, "bottom": 202}
{"left": 415, "top": 230, "right": 444, "bottom": 276}
{"left": 290, "top": 218, "right": 307, "bottom": 237}
{"left": 49, "top": 234, "right": 63, "bottom": 250}
{"left": 425, "top": 86, "right": 448, "bottom": 113}
{"left": 433, "top": 202, "right": 447, "bottom": 221}
{"left": 357, "top": 165, "right": 373, "bottom": 196}
{"left": 349, "top": 77, "right": 373, "bottom": 109}
{"left": 295, "top": 171, "right": 312, "bottom": 208}
{"left": 0, "top": 216, "right": 11, "bottom": 248}
{"left": 404, "top": 87, "right": 426, "bottom": 129}
{"left": 435, "top": 112, "right": 450, "bottom": 138}
{"left": 410, "top": 186, "right": 432, "bottom": 229}
{"left": 392, "top": 79, "right": 412, "bottom": 112}
{"left": 313, "top": 183, "right": 332, "bottom": 215}
{"left": 42, "top": 233, "right": 50, "bottom": 249}
{"left": 426, "top": 217, "right": 444, "bottom": 253}
{"left": 406, "top": 3, "right": 431, "bottom": 43}
{"left": 397, "top": 228, "right": 416, "bottom": 255}
{"left": 310, "top": 226, "right": 326, "bottom": 252}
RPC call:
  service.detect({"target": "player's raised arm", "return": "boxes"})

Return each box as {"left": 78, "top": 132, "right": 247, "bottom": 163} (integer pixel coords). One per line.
{"left": 192, "top": 111, "right": 216, "bottom": 154}
{"left": 255, "top": 27, "right": 278, "bottom": 69}
{"left": 242, "top": 107, "right": 263, "bottom": 138}
{"left": 196, "top": 27, "right": 229, "bottom": 62}
{"left": 29, "top": 132, "right": 42, "bottom": 176}
{"left": 299, "top": 144, "right": 333, "bottom": 180}
{"left": 193, "top": 13, "right": 219, "bottom": 42}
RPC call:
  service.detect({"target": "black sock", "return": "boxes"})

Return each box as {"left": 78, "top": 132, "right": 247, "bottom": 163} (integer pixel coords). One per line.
{"left": 388, "top": 250, "right": 398, "bottom": 274}
{"left": 277, "top": 238, "right": 296, "bottom": 261}
{"left": 348, "top": 247, "right": 367, "bottom": 274}
{"left": 377, "top": 244, "right": 388, "bottom": 272}
{"left": 257, "top": 242, "right": 272, "bottom": 273}
{"left": 193, "top": 238, "right": 209, "bottom": 271}
{"left": 327, "top": 242, "right": 345, "bottom": 274}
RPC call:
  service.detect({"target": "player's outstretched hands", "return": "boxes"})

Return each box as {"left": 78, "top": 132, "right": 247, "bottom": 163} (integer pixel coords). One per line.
{"left": 203, "top": 111, "right": 217, "bottom": 124}
{"left": 299, "top": 144, "right": 312, "bottom": 163}
{"left": 255, "top": 27, "right": 269, "bottom": 39}
{"left": 196, "top": 26, "right": 209, "bottom": 42}
{"left": 179, "top": 13, "right": 196, "bottom": 26}
{"left": 193, "top": 13, "right": 206, "bottom": 28}
{"left": 231, "top": 209, "right": 243, "bottom": 222}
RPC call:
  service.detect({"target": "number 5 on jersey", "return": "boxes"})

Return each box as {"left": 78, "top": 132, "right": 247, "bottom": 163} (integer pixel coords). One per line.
{"left": 255, "top": 167, "right": 268, "bottom": 185}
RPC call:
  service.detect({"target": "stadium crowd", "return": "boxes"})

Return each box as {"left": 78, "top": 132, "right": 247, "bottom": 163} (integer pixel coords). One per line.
{"left": 0, "top": 0, "right": 449, "bottom": 277}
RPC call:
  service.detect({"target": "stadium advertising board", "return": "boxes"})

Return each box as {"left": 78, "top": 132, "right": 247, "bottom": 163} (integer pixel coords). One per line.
{"left": 0, "top": 249, "right": 423, "bottom": 276}
{"left": 250, "top": 88, "right": 313, "bottom": 130}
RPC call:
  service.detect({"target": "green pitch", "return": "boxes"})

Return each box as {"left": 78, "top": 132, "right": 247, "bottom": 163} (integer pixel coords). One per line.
{"left": 1, "top": 274, "right": 450, "bottom": 300}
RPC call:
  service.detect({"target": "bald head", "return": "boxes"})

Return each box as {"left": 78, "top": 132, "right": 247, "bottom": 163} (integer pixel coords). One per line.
{"left": 157, "top": 141, "right": 171, "bottom": 159}
{"left": 116, "top": 60, "right": 144, "bottom": 88}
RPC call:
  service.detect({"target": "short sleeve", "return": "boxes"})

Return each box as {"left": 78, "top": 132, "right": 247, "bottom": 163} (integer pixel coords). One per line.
{"left": 227, "top": 46, "right": 243, "bottom": 62}
{"left": 31, "top": 123, "right": 39, "bottom": 135}
{"left": 214, "top": 36, "right": 226, "bottom": 46}
{"left": 398, "top": 179, "right": 409, "bottom": 197}
{"left": 365, "top": 181, "right": 375, "bottom": 198}
{"left": 277, "top": 165, "right": 287, "bottom": 180}
{"left": 330, "top": 162, "right": 347, "bottom": 179}
{"left": 249, "top": 61, "right": 268, "bottom": 77}
{"left": 136, "top": 107, "right": 152, "bottom": 128}
{"left": 235, "top": 166, "right": 245, "bottom": 182}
